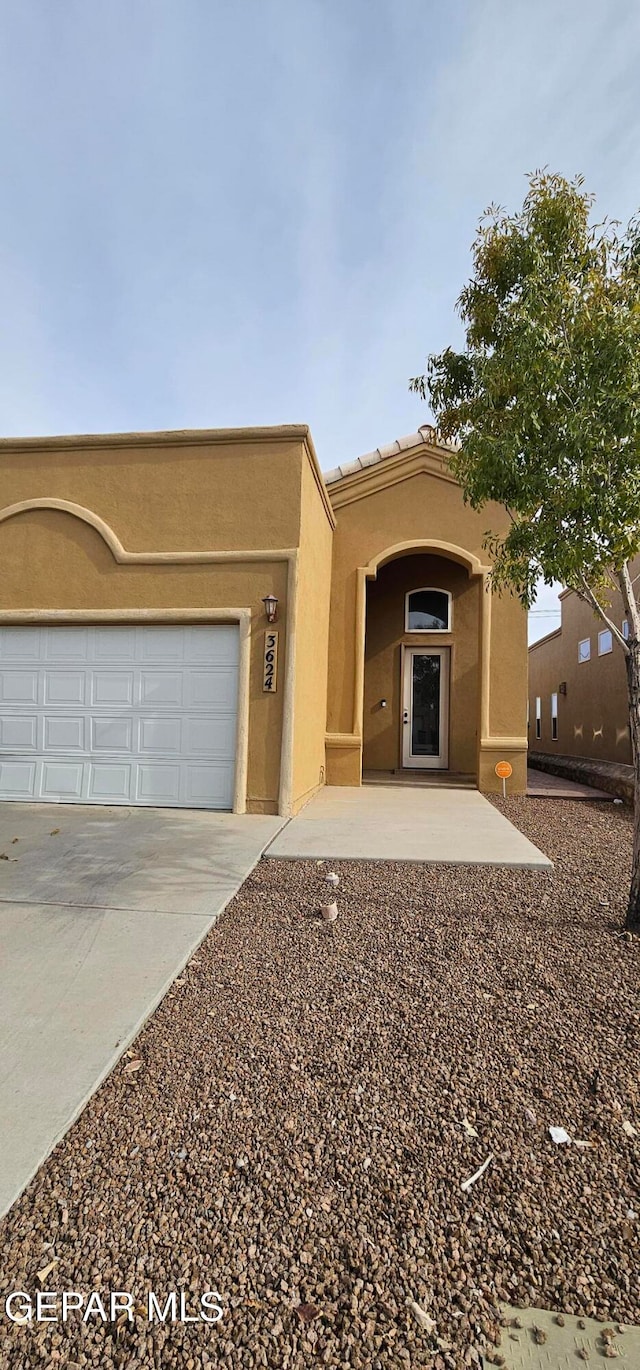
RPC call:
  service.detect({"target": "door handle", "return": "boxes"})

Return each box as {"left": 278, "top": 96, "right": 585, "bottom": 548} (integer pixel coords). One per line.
{"left": 403, "top": 709, "right": 409, "bottom": 724}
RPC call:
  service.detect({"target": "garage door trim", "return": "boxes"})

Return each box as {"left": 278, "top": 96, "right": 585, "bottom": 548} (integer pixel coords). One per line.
{"left": 0, "top": 610, "right": 251, "bottom": 814}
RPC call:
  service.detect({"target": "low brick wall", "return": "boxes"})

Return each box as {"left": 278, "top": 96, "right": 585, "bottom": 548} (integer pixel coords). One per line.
{"left": 528, "top": 751, "right": 634, "bottom": 804}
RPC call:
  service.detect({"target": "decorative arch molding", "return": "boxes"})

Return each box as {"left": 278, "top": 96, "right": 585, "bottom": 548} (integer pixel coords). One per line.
{"left": 0, "top": 498, "right": 131, "bottom": 562}
{"left": 0, "top": 498, "right": 298, "bottom": 567}
{"left": 363, "top": 538, "right": 490, "bottom": 581}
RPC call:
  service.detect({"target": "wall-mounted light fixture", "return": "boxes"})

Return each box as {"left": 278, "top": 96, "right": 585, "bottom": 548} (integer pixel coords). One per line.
{"left": 262, "top": 594, "right": 279, "bottom": 623}
{"left": 380, "top": 698, "right": 388, "bottom": 709}
{"left": 559, "top": 681, "right": 567, "bottom": 695}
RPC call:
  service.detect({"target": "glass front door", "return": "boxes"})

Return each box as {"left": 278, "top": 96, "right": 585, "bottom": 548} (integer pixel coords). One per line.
{"left": 402, "top": 648, "right": 449, "bottom": 768}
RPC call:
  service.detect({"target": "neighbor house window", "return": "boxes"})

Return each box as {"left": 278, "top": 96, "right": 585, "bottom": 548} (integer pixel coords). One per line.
{"left": 405, "top": 588, "right": 451, "bottom": 632}
{"left": 535, "top": 696, "right": 541, "bottom": 739}
{"left": 578, "top": 638, "right": 591, "bottom": 662}
{"left": 598, "top": 629, "right": 613, "bottom": 655}
{"left": 551, "top": 692, "right": 558, "bottom": 740}
{"left": 622, "top": 619, "right": 630, "bottom": 641}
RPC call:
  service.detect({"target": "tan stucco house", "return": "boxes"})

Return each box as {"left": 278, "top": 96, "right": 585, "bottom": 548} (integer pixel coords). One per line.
{"left": 0, "top": 423, "right": 527, "bottom": 815}
{"left": 528, "top": 571, "right": 637, "bottom": 766}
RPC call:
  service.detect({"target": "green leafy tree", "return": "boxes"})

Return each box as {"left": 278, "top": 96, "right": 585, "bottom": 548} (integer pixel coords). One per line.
{"left": 410, "top": 171, "right": 640, "bottom": 929}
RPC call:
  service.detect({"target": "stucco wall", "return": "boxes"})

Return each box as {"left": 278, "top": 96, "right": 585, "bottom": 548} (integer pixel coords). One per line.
{"left": 290, "top": 456, "right": 334, "bottom": 811}
{"left": 529, "top": 580, "right": 633, "bottom": 765}
{"left": 0, "top": 430, "right": 306, "bottom": 551}
{"left": 363, "top": 554, "right": 479, "bottom": 774}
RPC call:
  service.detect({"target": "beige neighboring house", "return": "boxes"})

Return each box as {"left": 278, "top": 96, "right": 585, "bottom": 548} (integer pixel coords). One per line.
{"left": 0, "top": 423, "right": 528, "bottom": 816}
{"left": 528, "top": 567, "right": 639, "bottom": 766}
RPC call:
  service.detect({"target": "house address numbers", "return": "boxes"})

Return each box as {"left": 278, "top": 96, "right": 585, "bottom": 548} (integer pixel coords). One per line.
{"left": 263, "top": 630, "right": 279, "bottom": 692}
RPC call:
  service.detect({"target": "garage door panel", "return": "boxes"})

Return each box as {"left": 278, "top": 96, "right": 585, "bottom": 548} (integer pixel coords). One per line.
{"left": 184, "top": 765, "right": 234, "bottom": 807}
{"left": 137, "top": 763, "right": 182, "bottom": 804}
{"left": 46, "top": 629, "right": 90, "bottom": 661}
{"left": 0, "top": 671, "right": 39, "bottom": 704}
{"left": 186, "top": 715, "right": 237, "bottom": 756}
{"left": 93, "top": 628, "right": 137, "bottom": 661}
{"left": 91, "top": 717, "right": 134, "bottom": 752}
{"left": 140, "top": 627, "right": 185, "bottom": 661}
{"left": 0, "top": 627, "right": 239, "bottom": 810}
{"left": 41, "top": 762, "right": 84, "bottom": 798}
{"left": 44, "top": 673, "right": 86, "bottom": 706}
{"left": 91, "top": 672, "right": 135, "bottom": 707}
{"left": 0, "top": 760, "right": 37, "bottom": 795}
{"left": 186, "top": 669, "right": 237, "bottom": 709}
{"left": 139, "top": 717, "right": 182, "bottom": 754}
{"left": 87, "top": 763, "right": 133, "bottom": 801}
{"left": 0, "top": 628, "right": 40, "bottom": 659}
{"left": 186, "top": 625, "right": 239, "bottom": 664}
{"left": 140, "top": 672, "right": 183, "bottom": 707}
{"left": 0, "top": 715, "right": 39, "bottom": 749}
{"left": 44, "top": 716, "right": 86, "bottom": 751}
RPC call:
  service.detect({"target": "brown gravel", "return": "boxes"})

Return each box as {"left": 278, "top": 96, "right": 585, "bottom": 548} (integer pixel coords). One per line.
{"left": 1, "top": 796, "right": 639, "bottom": 1369}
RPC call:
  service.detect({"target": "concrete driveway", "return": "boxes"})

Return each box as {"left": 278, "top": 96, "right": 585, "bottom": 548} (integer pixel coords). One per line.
{"left": 0, "top": 802, "right": 283, "bottom": 1216}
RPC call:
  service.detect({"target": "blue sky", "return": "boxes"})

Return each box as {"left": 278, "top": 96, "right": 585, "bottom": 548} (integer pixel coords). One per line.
{"left": 1, "top": 1, "right": 639, "bottom": 640}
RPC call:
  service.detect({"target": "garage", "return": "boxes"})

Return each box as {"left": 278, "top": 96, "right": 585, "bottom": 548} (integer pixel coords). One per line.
{"left": 0, "top": 624, "right": 239, "bottom": 809}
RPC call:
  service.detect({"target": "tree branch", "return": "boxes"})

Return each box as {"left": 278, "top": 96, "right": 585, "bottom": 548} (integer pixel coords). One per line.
{"left": 575, "top": 574, "right": 629, "bottom": 654}
{"left": 618, "top": 560, "right": 640, "bottom": 641}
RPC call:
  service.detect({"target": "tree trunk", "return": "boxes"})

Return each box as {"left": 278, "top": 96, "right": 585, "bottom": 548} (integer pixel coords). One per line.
{"left": 625, "top": 637, "right": 640, "bottom": 930}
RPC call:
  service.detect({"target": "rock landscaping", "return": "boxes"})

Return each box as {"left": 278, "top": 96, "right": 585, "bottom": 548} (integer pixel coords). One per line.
{"left": 0, "top": 796, "right": 638, "bottom": 1368}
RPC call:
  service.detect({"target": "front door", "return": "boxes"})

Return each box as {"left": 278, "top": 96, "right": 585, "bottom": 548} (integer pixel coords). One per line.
{"left": 402, "top": 647, "right": 450, "bottom": 769}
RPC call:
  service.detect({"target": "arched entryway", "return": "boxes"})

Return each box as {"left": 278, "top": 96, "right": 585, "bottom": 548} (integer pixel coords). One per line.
{"left": 357, "top": 541, "right": 491, "bottom": 784}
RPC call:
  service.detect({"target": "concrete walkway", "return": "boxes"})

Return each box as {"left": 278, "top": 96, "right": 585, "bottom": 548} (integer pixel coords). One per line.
{"left": 266, "top": 785, "right": 551, "bottom": 868}
{"left": 0, "top": 802, "right": 283, "bottom": 1216}
{"left": 500, "top": 1303, "right": 640, "bottom": 1365}
{"left": 527, "top": 766, "right": 612, "bottom": 800}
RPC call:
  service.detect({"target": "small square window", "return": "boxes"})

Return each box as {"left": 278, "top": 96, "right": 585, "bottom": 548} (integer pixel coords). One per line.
{"left": 598, "top": 629, "right": 613, "bottom": 655}
{"left": 578, "top": 638, "right": 591, "bottom": 663}
{"left": 551, "top": 692, "right": 558, "bottom": 740}
{"left": 622, "top": 619, "right": 630, "bottom": 641}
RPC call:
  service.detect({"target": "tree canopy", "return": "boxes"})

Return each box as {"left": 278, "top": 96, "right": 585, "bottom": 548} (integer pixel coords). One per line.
{"left": 410, "top": 171, "right": 640, "bottom": 631}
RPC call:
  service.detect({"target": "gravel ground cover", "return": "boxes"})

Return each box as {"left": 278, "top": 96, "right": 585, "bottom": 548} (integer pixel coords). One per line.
{"left": 0, "top": 796, "right": 638, "bottom": 1369}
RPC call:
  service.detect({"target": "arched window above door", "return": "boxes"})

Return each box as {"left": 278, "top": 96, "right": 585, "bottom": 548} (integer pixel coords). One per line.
{"left": 405, "top": 588, "right": 452, "bottom": 632}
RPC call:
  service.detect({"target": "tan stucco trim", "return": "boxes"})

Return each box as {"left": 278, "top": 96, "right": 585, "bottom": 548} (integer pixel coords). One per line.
{"left": 528, "top": 626, "right": 562, "bottom": 652}
{"left": 480, "top": 572, "right": 492, "bottom": 740}
{"left": 0, "top": 498, "right": 300, "bottom": 818}
{"left": 278, "top": 551, "right": 299, "bottom": 817}
{"left": 364, "top": 539, "right": 491, "bottom": 580}
{"left": 354, "top": 568, "right": 367, "bottom": 738}
{"left": 328, "top": 450, "right": 460, "bottom": 509}
{"left": 0, "top": 607, "right": 252, "bottom": 814}
{"left": 0, "top": 499, "right": 299, "bottom": 565}
{"left": 326, "top": 732, "right": 362, "bottom": 748}
{"left": 0, "top": 423, "right": 313, "bottom": 454}
{"left": 300, "top": 437, "right": 336, "bottom": 531}
{"left": 480, "top": 737, "right": 528, "bottom": 750}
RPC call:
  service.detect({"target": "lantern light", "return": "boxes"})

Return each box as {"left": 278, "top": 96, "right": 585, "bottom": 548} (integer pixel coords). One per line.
{"left": 262, "top": 594, "right": 278, "bottom": 623}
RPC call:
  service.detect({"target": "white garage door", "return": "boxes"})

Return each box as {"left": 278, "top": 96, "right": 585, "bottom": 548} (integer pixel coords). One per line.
{"left": 0, "top": 625, "right": 239, "bottom": 809}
